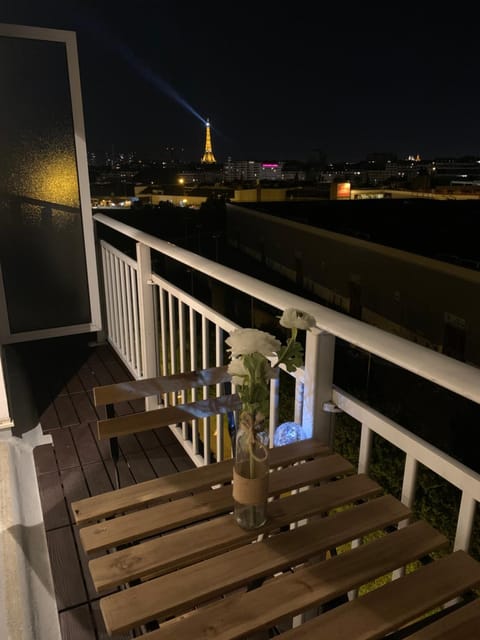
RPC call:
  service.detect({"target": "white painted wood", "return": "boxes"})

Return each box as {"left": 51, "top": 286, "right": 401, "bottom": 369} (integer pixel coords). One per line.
{"left": 0, "top": 355, "right": 13, "bottom": 430}
{"left": 94, "top": 213, "right": 480, "bottom": 405}
{"left": 136, "top": 243, "right": 157, "bottom": 381}
{"left": 454, "top": 492, "right": 477, "bottom": 551}
{"left": 333, "top": 388, "right": 480, "bottom": 501}
{"left": 93, "top": 215, "right": 480, "bottom": 549}
{"left": 303, "top": 329, "right": 336, "bottom": 443}
{"left": 358, "top": 425, "right": 373, "bottom": 474}
{"left": 0, "top": 428, "right": 62, "bottom": 640}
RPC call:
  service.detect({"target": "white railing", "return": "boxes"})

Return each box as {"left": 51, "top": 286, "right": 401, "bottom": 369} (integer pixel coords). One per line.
{"left": 94, "top": 212, "right": 480, "bottom": 555}
{"left": 0, "top": 352, "right": 13, "bottom": 430}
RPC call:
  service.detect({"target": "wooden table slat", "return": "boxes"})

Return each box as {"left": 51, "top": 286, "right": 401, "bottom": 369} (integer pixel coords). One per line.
{"left": 72, "top": 438, "right": 330, "bottom": 524}
{"left": 89, "top": 473, "right": 381, "bottom": 592}
{"left": 279, "top": 550, "right": 480, "bottom": 640}
{"left": 406, "top": 598, "right": 480, "bottom": 639}
{"left": 99, "top": 494, "right": 414, "bottom": 633}
{"left": 80, "top": 453, "right": 353, "bottom": 553}
{"left": 72, "top": 432, "right": 480, "bottom": 640}
{"left": 129, "top": 520, "right": 449, "bottom": 640}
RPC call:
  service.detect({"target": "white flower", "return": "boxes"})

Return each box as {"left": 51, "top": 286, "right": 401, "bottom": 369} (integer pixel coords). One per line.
{"left": 227, "top": 357, "right": 248, "bottom": 386}
{"left": 279, "top": 308, "right": 316, "bottom": 331}
{"left": 225, "top": 310, "right": 314, "bottom": 424}
{"left": 226, "top": 328, "right": 281, "bottom": 358}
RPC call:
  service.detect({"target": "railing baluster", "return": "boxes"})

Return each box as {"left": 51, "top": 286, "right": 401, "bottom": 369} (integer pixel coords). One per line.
{"left": 454, "top": 492, "right": 476, "bottom": 551}
{"left": 392, "top": 454, "right": 419, "bottom": 580}
{"left": 215, "top": 325, "right": 224, "bottom": 460}
{"left": 294, "top": 378, "right": 304, "bottom": 425}
{"left": 158, "top": 287, "right": 167, "bottom": 378}
{"left": 124, "top": 263, "right": 134, "bottom": 368}
{"left": 130, "top": 266, "right": 141, "bottom": 376}
{"left": 190, "top": 308, "right": 199, "bottom": 456}
{"left": 119, "top": 259, "right": 127, "bottom": 360}
{"left": 111, "top": 252, "right": 120, "bottom": 350}
{"left": 168, "top": 292, "right": 177, "bottom": 376}
{"left": 358, "top": 424, "right": 373, "bottom": 473}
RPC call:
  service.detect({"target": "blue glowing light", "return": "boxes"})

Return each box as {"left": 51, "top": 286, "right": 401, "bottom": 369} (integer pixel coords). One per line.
{"left": 273, "top": 422, "right": 308, "bottom": 447}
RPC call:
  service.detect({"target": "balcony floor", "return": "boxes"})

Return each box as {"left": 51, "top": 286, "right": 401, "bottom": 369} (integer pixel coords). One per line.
{"left": 4, "top": 333, "right": 195, "bottom": 640}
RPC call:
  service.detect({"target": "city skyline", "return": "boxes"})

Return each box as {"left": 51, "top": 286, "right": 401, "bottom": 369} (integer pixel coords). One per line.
{"left": 1, "top": 2, "right": 479, "bottom": 163}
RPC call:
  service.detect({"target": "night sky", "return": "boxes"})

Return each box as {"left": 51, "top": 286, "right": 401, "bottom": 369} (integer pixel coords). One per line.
{"left": 1, "top": 1, "right": 479, "bottom": 164}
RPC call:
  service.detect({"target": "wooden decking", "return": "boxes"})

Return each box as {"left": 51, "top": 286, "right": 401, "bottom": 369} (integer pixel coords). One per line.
{"left": 15, "top": 335, "right": 195, "bottom": 640}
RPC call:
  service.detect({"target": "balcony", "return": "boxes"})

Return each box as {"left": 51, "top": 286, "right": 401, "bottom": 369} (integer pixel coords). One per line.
{"left": 1, "top": 20, "right": 480, "bottom": 640}
{"left": 2, "top": 208, "right": 480, "bottom": 639}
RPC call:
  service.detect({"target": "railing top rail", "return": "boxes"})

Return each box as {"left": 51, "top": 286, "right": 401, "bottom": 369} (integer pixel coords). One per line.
{"left": 94, "top": 212, "right": 480, "bottom": 405}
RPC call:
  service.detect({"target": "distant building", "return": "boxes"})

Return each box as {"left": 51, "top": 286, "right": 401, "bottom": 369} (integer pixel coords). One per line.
{"left": 223, "top": 159, "right": 306, "bottom": 183}
{"left": 429, "top": 157, "right": 480, "bottom": 185}
{"left": 225, "top": 200, "right": 480, "bottom": 366}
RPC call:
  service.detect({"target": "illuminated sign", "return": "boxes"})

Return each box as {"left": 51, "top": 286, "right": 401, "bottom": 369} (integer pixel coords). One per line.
{"left": 336, "top": 182, "right": 351, "bottom": 199}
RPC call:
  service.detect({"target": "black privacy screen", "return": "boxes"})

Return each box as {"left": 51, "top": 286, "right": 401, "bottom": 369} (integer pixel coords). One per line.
{"left": 0, "top": 34, "right": 91, "bottom": 334}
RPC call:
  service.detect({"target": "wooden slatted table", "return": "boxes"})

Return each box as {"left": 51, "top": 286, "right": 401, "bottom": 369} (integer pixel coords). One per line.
{"left": 71, "top": 438, "right": 480, "bottom": 639}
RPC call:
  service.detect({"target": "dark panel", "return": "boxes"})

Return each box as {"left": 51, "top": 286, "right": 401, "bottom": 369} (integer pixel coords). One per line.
{"left": 0, "top": 35, "right": 91, "bottom": 333}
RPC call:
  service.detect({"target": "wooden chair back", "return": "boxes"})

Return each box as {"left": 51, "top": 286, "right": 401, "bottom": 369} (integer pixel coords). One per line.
{"left": 92, "top": 365, "right": 240, "bottom": 488}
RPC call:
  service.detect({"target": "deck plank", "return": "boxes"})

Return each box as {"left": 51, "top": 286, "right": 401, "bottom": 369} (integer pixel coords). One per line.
{"left": 82, "top": 461, "right": 115, "bottom": 497}
{"left": 33, "top": 442, "right": 58, "bottom": 475}
{"left": 38, "top": 471, "right": 71, "bottom": 530}
{"left": 51, "top": 428, "right": 81, "bottom": 469}
{"left": 70, "top": 423, "right": 103, "bottom": 466}
{"left": 70, "top": 391, "right": 100, "bottom": 423}
{"left": 148, "top": 445, "right": 189, "bottom": 477}
{"left": 54, "top": 395, "right": 80, "bottom": 428}
{"left": 48, "top": 526, "right": 88, "bottom": 610}
{"left": 59, "top": 604, "right": 96, "bottom": 640}
{"left": 65, "top": 373, "right": 86, "bottom": 395}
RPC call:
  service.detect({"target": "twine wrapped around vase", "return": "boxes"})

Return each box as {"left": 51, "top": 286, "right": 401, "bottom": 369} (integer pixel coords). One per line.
{"left": 232, "top": 410, "right": 269, "bottom": 528}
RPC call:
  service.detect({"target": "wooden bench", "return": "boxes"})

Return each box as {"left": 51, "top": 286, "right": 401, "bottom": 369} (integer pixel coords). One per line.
{"left": 70, "top": 437, "right": 480, "bottom": 639}
{"left": 92, "top": 364, "right": 241, "bottom": 488}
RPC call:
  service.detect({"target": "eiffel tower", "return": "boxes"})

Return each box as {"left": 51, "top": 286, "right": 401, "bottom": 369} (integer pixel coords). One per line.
{"left": 201, "top": 118, "right": 216, "bottom": 164}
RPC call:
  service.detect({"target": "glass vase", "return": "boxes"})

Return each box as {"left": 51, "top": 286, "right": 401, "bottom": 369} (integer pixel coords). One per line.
{"left": 232, "top": 419, "right": 269, "bottom": 530}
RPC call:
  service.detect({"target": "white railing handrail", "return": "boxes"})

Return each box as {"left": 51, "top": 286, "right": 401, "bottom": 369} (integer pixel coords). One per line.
{"left": 333, "top": 386, "right": 480, "bottom": 500}
{"left": 94, "top": 212, "right": 480, "bottom": 407}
